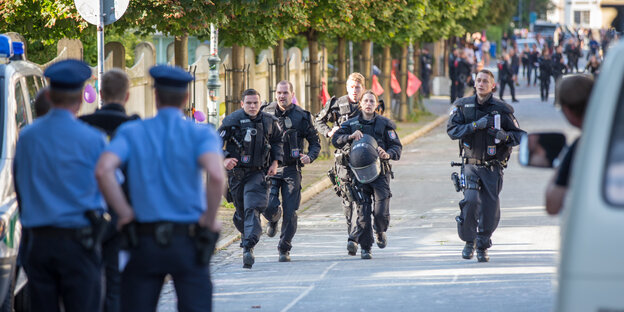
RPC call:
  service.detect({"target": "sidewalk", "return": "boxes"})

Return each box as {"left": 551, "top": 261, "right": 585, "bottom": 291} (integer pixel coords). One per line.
{"left": 215, "top": 97, "right": 451, "bottom": 250}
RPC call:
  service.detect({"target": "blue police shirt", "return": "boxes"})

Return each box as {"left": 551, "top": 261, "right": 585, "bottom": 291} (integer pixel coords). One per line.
{"left": 106, "top": 107, "right": 222, "bottom": 223}
{"left": 15, "top": 109, "right": 107, "bottom": 228}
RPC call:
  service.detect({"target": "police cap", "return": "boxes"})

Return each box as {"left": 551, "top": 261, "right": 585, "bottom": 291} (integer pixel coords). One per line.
{"left": 44, "top": 59, "right": 92, "bottom": 92}
{"left": 149, "top": 65, "right": 194, "bottom": 92}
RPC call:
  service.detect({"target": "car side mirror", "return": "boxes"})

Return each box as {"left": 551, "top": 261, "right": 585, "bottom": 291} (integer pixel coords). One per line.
{"left": 518, "top": 132, "right": 567, "bottom": 168}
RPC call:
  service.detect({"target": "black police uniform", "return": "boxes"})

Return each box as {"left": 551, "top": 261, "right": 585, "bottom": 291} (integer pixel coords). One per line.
{"left": 498, "top": 60, "right": 517, "bottom": 102}
{"left": 260, "top": 102, "right": 321, "bottom": 257}
{"left": 447, "top": 94, "right": 525, "bottom": 260}
{"left": 449, "top": 54, "right": 458, "bottom": 103}
{"left": 420, "top": 52, "right": 432, "bottom": 98}
{"left": 80, "top": 103, "right": 139, "bottom": 312}
{"left": 538, "top": 56, "right": 554, "bottom": 101}
{"left": 332, "top": 114, "right": 402, "bottom": 255}
{"left": 455, "top": 58, "right": 472, "bottom": 99}
{"left": 314, "top": 95, "right": 360, "bottom": 235}
{"left": 218, "top": 109, "right": 283, "bottom": 254}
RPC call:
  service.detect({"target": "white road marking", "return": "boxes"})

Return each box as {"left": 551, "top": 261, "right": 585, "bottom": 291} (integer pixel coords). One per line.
{"left": 280, "top": 261, "right": 338, "bottom": 312}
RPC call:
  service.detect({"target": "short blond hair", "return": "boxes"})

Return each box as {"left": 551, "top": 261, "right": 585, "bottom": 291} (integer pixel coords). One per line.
{"left": 347, "top": 72, "right": 365, "bottom": 86}
{"left": 101, "top": 68, "right": 129, "bottom": 104}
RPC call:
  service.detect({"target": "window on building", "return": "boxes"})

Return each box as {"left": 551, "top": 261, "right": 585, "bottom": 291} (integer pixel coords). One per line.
{"left": 574, "top": 10, "right": 590, "bottom": 25}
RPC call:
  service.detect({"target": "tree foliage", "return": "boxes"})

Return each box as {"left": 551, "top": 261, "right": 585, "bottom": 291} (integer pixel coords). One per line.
{"left": 366, "top": 0, "right": 427, "bottom": 46}
{"left": 417, "top": 0, "right": 484, "bottom": 42}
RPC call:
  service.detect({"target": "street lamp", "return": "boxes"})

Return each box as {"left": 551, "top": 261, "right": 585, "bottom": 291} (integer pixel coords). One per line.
{"left": 206, "top": 23, "right": 221, "bottom": 127}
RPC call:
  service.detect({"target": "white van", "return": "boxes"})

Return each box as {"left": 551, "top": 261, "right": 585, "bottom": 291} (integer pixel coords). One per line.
{"left": 520, "top": 40, "right": 624, "bottom": 311}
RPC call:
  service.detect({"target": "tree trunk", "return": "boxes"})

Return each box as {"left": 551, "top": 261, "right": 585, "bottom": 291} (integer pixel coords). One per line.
{"left": 335, "top": 37, "right": 347, "bottom": 97}
{"left": 360, "top": 40, "right": 372, "bottom": 89}
{"left": 174, "top": 35, "right": 188, "bottom": 69}
{"left": 399, "top": 45, "right": 409, "bottom": 121}
{"left": 274, "top": 39, "right": 285, "bottom": 82}
{"left": 381, "top": 45, "right": 392, "bottom": 118}
{"left": 307, "top": 31, "right": 321, "bottom": 114}
{"left": 231, "top": 44, "right": 245, "bottom": 115}
{"left": 443, "top": 39, "right": 450, "bottom": 77}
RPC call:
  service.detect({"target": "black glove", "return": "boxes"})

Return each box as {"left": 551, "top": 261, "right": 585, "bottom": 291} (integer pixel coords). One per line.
{"left": 472, "top": 116, "right": 492, "bottom": 130}
{"left": 488, "top": 128, "right": 509, "bottom": 142}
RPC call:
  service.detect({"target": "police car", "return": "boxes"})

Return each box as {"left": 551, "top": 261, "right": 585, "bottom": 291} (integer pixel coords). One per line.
{"left": 0, "top": 34, "right": 42, "bottom": 311}
{"left": 520, "top": 39, "right": 624, "bottom": 311}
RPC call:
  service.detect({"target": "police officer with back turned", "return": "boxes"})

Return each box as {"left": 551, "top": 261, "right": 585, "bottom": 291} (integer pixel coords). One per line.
{"left": 332, "top": 90, "right": 402, "bottom": 259}
{"left": 14, "top": 59, "right": 108, "bottom": 311}
{"left": 219, "top": 89, "right": 283, "bottom": 269}
{"left": 96, "top": 65, "right": 225, "bottom": 311}
{"left": 447, "top": 69, "right": 525, "bottom": 262}
{"left": 315, "top": 72, "right": 365, "bottom": 249}
{"left": 260, "top": 81, "right": 320, "bottom": 262}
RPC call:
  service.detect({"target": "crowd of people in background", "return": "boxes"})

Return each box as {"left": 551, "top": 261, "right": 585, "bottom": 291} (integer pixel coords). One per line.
{"left": 447, "top": 26, "right": 619, "bottom": 104}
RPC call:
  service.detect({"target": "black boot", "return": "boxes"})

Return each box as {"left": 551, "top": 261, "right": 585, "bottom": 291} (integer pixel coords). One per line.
{"left": 347, "top": 241, "right": 358, "bottom": 256}
{"left": 279, "top": 249, "right": 290, "bottom": 262}
{"left": 361, "top": 249, "right": 372, "bottom": 259}
{"left": 266, "top": 221, "right": 278, "bottom": 238}
{"left": 462, "top": 241, "right": 475, "bottom": 260}
{"left": 376, "top": 232, "right": 387, "bottom": 249}
{"left": 477, "top": 248, "right": 489, "bottom": 262}
{"left": 243, "top": 247, "right": 255, "bottom": 269}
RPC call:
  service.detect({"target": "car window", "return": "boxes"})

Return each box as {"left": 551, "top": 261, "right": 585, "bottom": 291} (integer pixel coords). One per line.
{"left": 604, "top": 81, "right": 624, "bottom": 206}
{"left": 14, "top": 80, "right": 27, "bottom": 130}
{"left": 25, "top": 75, "right": 40, "bottom": 119}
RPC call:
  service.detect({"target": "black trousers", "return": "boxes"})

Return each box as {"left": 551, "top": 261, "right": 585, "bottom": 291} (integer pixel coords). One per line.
{"left": 121, "top": 235, "right": 212, "bottom": 312}
{"left": 23, "top": 233, "right": 102, "bottom": 312}
{"left": 421, "top": 73, "right": 430, "bottom": 97}
{"left": 498, "top": 79, "right": 516, "bottom": 101}
{"left": 540, "top": 77, "right": 551, "bottom": 101}
{"left": 229, "top": 170, "right": 269, "bottom": 249}
{"left": 527, "top": 65, "right": 538, "bottom": 85}
{"left": 457, "top": 164, "right": 504, "bottom": 250}
{"left": 263, "top": 165, "right": 301, "bottom": 252}
{"left": 351, "top": 173, "right": 392, "bottom": 250}
{"left": 102, "top": 226, "right": 121, "bottom": 312}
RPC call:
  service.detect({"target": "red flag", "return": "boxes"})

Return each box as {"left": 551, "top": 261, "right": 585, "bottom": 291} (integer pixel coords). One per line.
{"left": 390, "top": 70, "right": 401, "bottom": 94}
{"left": 320, "top": 78, "right": 330, "bottom": 106}
{"left": 406, "top": 71, "right": 421, "bottom": 97}
{"left": 371, "top": 74, "right": 384, "bottom": 96}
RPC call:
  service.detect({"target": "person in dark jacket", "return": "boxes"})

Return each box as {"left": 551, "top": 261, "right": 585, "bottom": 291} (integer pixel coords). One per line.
{"left": 538, "top": 50, "right": 554, "bottom": 101}
{"left": 527, "top": 45, "right": 540, "bottom": 86}
{"left": 260, "top": 81, "right": 321, "bottom": 262}
{"left": 332, "top": 91, "right": 402, "bottom": 259}
{"left": 79, "top": 68, "right": 139, "bottom": 312}
{"left": 498, "top": 53, "right": 518, "bottom": 103}
{"left": 447, "top": 69, "right": 526, "bottom": 262}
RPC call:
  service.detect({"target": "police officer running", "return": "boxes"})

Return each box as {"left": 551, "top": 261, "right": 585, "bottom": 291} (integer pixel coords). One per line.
{"left": 314, "top": 72, "right": 365, "bottom": 245}
{"left": 219, "top": 89, "right": 283, "bottom": 269}
{"left": 96, "top": 65, "right": 225, "bottom": 311}
{"left": 332, "top": 91, "right": 402, "bottom": 259}
{"left": 447, "top": 69, "right": 525, "bottom": 262}
{"left": 260, "top": 81, "right": 321, "bottom": 262}
{"left": 14, "top": 59, "right": 108, "bottom": 311}
{"left": 80, "top": 68, "right": 139, "bottom": 312}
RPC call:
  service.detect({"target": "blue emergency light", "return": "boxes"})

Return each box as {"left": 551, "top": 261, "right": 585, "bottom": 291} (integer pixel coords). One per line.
{"left": 12, "top": 42, "right": 23, "bottom": 56}
{"left": 0, "top": 35, "right": 13, "bottom": 58}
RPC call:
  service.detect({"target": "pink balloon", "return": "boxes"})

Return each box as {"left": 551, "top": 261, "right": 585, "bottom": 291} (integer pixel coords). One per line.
{"left": 84, "top": 84, "right": 96, "bottom": 103}
{"left": 194, "top": 110, "right": 206, "bottom": 122}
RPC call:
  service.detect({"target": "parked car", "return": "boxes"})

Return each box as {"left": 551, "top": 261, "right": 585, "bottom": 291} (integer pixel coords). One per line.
{"left": 519, "top": 40, "right": 624, "bottom": 311}
{"left": 0, "top": 34, "right": 42, "bottom": 311}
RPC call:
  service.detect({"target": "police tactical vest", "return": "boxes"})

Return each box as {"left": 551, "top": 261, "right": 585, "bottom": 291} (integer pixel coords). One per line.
{"left": 262, "top": 102, "right": 307, "bottom": 166}
{"left": 457, "top": 95, "right": 513, "bottom": 161}
{"left": 222, "top": 109, "right": 273, "bottom": 168}
{"left": 348, "top": 117, "right": 387, "bottom": 147}
{"left": 329, "top": 95, "right": 359, "bottom": 126}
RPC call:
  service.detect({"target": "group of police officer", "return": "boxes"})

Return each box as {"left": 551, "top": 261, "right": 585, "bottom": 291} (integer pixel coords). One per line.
{"left": 13, "top": 55, "right": 525, "bottom": 311}
{"left": 15, "top": 59, "right": 224, "bottom": 312}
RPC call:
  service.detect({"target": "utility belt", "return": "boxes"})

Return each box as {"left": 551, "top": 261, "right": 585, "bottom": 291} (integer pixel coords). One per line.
{"left": 30, "top": 210, "right": 111, "bottom": 251}
{"left": 121, "top": 221, "right": 219, "bottom": 265}
{"left": 463, "top": 158, "right": 507, "bottom": 168}
{"left": 229, "top": 166, "right": 264, "bottom": 179}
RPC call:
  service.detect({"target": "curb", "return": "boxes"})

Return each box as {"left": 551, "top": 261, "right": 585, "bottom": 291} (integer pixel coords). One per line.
{"left": 214, "top": 114, "right": 449, "bottom": 250}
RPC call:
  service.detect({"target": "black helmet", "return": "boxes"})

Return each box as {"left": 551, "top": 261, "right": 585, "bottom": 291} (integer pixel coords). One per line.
{"left": 349, "top": 134, "right": 380, "bottom": 184}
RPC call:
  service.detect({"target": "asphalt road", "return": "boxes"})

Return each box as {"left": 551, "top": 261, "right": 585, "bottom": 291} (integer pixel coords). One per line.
{"left": 157, "top": 77, "right": 579, "bottom": 312}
